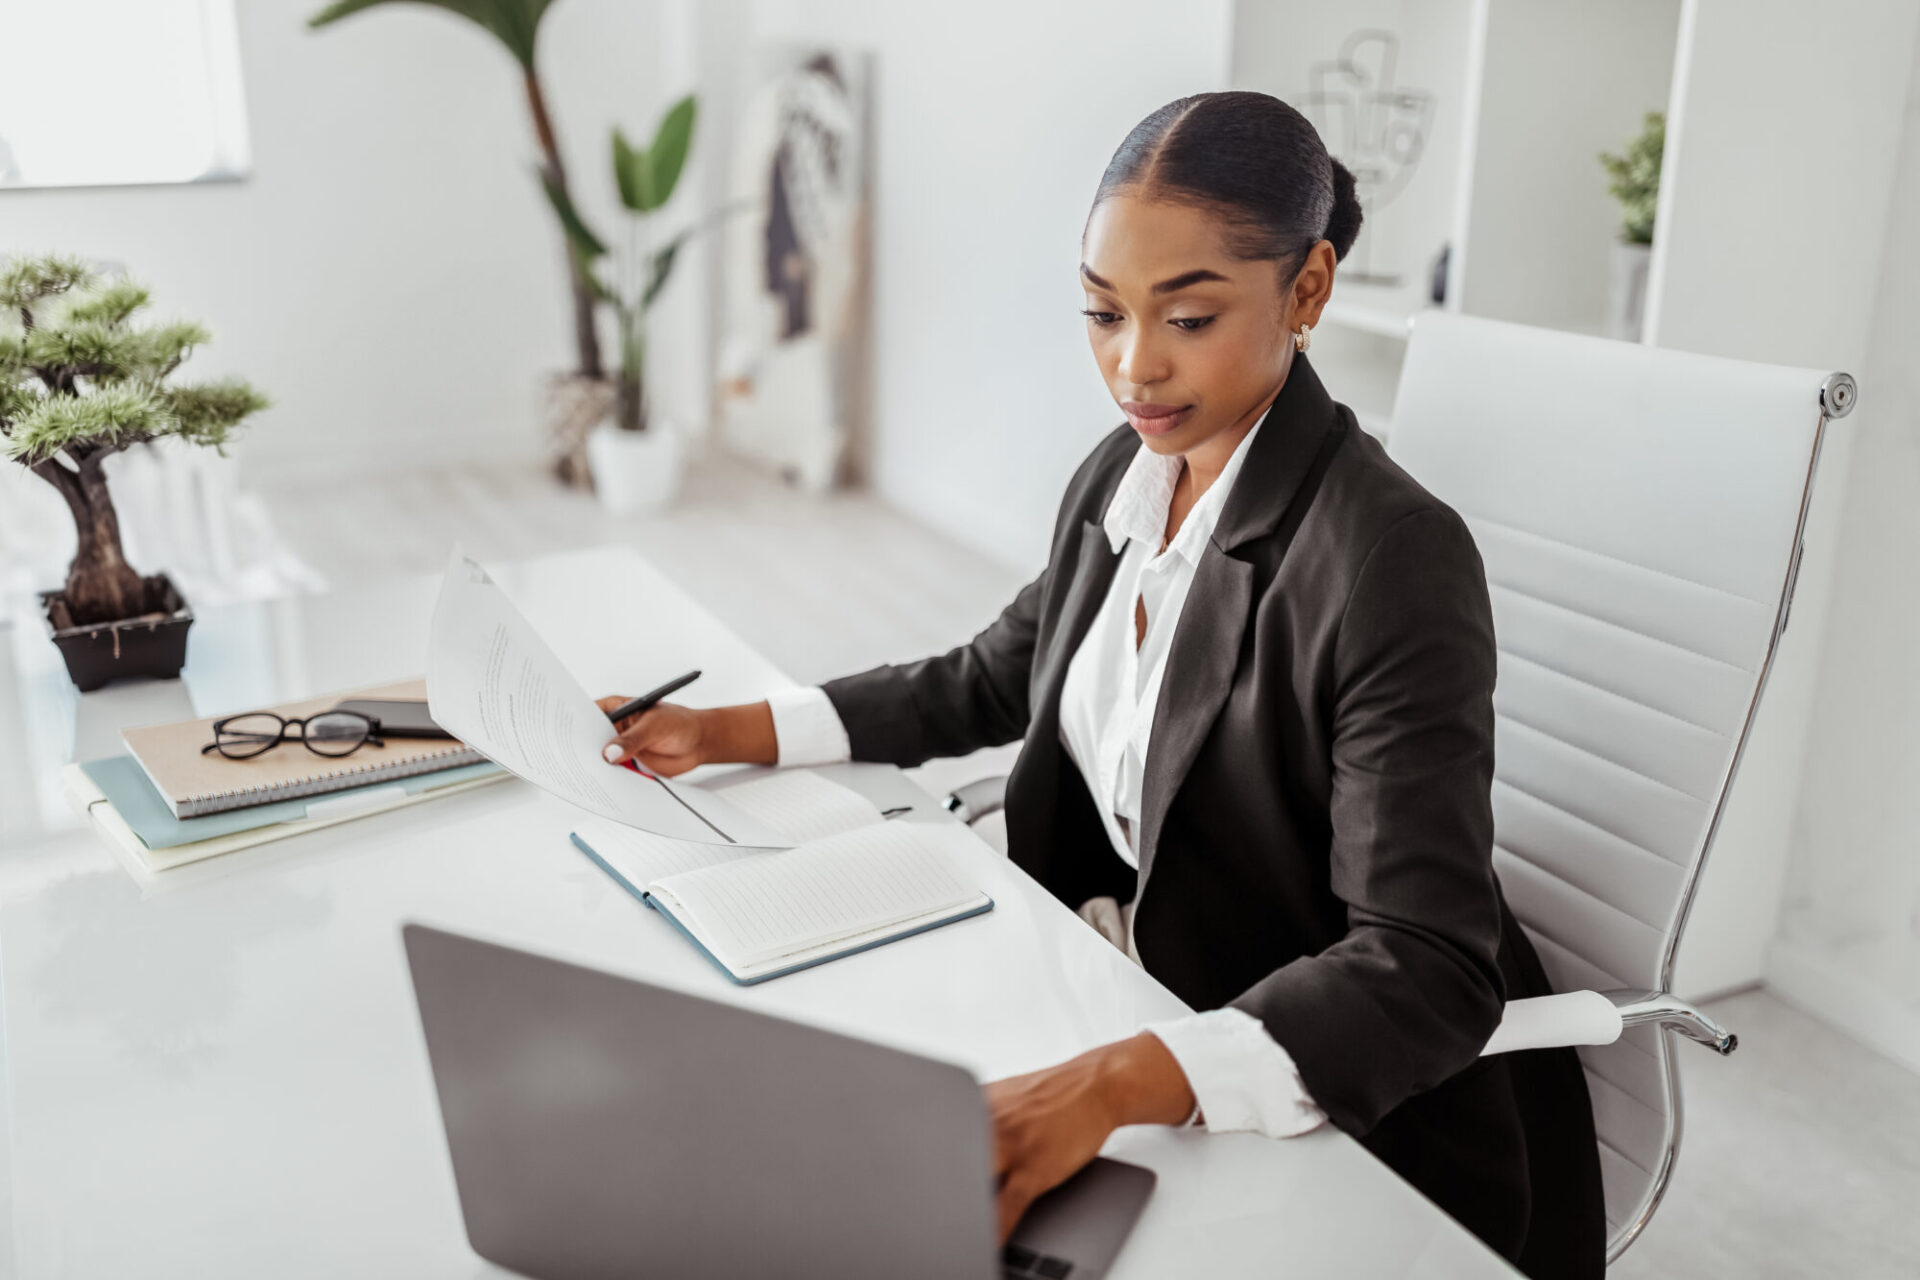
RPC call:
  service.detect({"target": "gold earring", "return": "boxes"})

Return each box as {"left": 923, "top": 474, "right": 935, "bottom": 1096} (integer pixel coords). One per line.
{"left": 1294, "top": 323, "right": 1313, "bottom": 353}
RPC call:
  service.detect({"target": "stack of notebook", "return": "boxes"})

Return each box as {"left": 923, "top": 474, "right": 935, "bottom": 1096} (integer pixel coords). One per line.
{"left": 65, "top": 678, "right": 509, "bottom": 873}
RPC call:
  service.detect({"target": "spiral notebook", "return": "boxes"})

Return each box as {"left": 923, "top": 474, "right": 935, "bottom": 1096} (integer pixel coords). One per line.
{"left": 121, "top": 678, "right": 485, "bottom": 818}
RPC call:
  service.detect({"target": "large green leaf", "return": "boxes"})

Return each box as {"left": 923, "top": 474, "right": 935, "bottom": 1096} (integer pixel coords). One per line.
{"left": 611, "top": 126, "right": 652, "bottom": 214}
{"left": 308, "top": 0, "right": 557, "bottom": 71}
{"left": 538, "top": 170, "right": 607, "bottom": 261}
{"left": 646, "top": 95, "right": 697, "bottom": 211}
{"left": 642, "top": 239, "right": 682, "bottom": 310}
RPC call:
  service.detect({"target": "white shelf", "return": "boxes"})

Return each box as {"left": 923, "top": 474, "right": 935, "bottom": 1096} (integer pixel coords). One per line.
{"left": 1322, "top": 298, "right": 1418, "bottom": 341}
{"left": 1322, "top": 276, "right": 1443, "bottom": 341}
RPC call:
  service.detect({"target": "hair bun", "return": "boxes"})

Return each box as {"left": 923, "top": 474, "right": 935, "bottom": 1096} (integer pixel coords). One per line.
{"left": 1323, "top": 157, "right": 1364, "bottom": 262}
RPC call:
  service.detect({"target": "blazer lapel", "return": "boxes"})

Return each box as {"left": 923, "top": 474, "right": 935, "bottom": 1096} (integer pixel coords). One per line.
{"left": 1033, "top": 518, "right": 1123, "bottom": 716}
{"left": 1135, "top": 353, "right": 1344, "bottom": 883}
{"left": 1136, "top": 553, "right": 1253, "bottom": 883}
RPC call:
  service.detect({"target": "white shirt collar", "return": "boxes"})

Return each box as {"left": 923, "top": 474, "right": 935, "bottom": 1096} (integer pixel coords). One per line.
{"left": 1101, "top": 415, "right": 1266, "bottom": 565}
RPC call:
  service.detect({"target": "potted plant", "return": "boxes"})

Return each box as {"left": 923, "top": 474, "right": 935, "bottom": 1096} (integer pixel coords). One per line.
{"left": 310, "top": 0, "right": 615, "bottom": 486}
{"left": 1, "top": 254, "right": 269, "bottom": 691}
{"left": 1599, "top": 110, "right": 1663, "bottom": 343}
{"left": 542, "top": 95, "right": 722, "bottom": 513}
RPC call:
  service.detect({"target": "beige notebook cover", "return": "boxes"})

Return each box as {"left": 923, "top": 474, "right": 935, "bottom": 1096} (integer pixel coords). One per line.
{"left": 121, "top": 677, "right": 485, "bottom": 818}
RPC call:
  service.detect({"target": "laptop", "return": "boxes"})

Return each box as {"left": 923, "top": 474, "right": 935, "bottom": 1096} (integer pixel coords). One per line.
{"left": 402, "top": 923, "right": 1156, "bottom": 1280}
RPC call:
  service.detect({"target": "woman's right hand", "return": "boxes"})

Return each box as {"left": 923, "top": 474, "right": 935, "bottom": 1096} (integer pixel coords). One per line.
{"left": 596, "top": 698, "right": 711, "bottom": 776}
{"left": 594, "top": 697, "right": 781, "bottom": 774}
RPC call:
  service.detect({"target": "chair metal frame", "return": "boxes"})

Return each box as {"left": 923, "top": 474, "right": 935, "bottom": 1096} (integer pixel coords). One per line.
{"left": 1572, "top": 368, "right": 1854, "bottom": 1259}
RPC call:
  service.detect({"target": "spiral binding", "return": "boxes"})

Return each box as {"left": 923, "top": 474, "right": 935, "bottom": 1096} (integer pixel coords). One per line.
{"left": 180, "top": 745, "right": 486, "bottom": 818}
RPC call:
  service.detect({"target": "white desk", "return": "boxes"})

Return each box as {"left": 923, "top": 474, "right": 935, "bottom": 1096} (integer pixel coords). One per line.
{"left": 0, "top": 545, "right": 1519, "bottom": 1279}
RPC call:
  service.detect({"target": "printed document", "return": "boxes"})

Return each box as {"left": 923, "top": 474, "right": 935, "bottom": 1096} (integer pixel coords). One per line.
{"left": 425, "top": 547, "right": 793, "bottom": 846}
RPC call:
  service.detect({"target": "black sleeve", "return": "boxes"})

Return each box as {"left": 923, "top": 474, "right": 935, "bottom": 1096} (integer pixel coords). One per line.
{"left": 814, "top": 424, "right": 1132, "bottom": 769}
{"left": 1228, "top": 506, "right": 1507, "bottom": 1137}
{"left": 817, "top": 567, "right": 1047, "bottom": 768}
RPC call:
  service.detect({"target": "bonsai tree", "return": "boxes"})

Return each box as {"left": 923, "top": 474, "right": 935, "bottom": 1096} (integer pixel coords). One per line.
{"left": 542, "top": 94, "right": 710, "bottom": 433}
{"left": 0, "top": 254, "right": 269, "bottom": 627}
{"left": 1599, "top": 110, "right": 1665, "bottom": 246}
{"left": 308, "top": 0, "right": 607, "bottom": 380}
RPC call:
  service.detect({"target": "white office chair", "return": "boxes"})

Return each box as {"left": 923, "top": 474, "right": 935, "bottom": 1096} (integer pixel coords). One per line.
{"left": 1382, "top": 311, "right": 1852, "bottom": 1260}
{"left": 942, "top": 310, "right": 1855, "bottom": 1264}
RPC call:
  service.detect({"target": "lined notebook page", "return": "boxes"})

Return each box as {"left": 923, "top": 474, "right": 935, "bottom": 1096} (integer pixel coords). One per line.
{"left": 575, "top": 819, "right": 760, "bottom": 886}
{"left": 710, "top": 769, "right": 884, "bottom": 844}
{"left": 648, "top": 822, "right": 984, "bottom": 971}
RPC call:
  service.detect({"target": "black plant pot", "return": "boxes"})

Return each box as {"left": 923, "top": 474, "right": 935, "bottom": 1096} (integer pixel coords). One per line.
{"left": 40, "top": 573, "right": 194, "bottom": 693}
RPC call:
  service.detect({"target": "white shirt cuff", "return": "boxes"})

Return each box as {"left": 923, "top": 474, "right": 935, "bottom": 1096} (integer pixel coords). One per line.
{"left": 764, "top": 685, "right": 853, "bottom": 768}
{"left": 1143, "top": 1007, "right": 1328, "bottom": 1138}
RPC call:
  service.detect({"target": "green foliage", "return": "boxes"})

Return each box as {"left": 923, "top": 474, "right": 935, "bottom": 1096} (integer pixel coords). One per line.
{"left": 612, "top": 127, "right": 651, "bottom": 214}
{"left": 307, "top": 0, "right": 556, "bottom": 71}
{"left": 63, "top": 278, "right": 151, "bottom": 325}
{"left": 540, "top": 171, "right": 607, "bottom": 262}
{"left": 1599, "top": 111, "right": 1665, "bottom": 246}
{"left": 0, "top": 253, "right": 92, "bottom": 311}
{"left": 7, "top": 384, "right": 178, "bottom": 464}
{"left": 159, "top": 379, "right": 274, "bottom": 448}
{"left": 637, "top": 97, "right": 696, "bottom": 214}
{"left": 576, "top": 93, "right": 737, "bottom": 430}
{"left": 0, "top": 254, "right": 268, "bottom": 467}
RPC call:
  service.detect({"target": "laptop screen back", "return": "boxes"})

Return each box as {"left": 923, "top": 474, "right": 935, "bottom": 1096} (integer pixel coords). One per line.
{"left": 402, "top": 924, "right": 1000, "bottom": 1280}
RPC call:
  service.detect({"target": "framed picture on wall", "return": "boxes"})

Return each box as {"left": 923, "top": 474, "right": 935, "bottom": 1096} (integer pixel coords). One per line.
{"left": 715, "top": 44, "right": 874, "bottom": 492}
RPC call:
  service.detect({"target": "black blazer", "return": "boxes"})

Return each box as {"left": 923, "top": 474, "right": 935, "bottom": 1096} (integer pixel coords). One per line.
{"left": 819, "top": 353, "right": 1604, "bottom": 1277}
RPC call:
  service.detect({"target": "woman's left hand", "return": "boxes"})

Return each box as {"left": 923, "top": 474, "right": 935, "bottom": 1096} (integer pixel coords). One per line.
{"left": 986, "top": 1032, "right": 1197, "bottom": 1242}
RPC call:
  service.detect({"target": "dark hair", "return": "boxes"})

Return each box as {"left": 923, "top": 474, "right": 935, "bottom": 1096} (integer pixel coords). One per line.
{"left": 1088, "top": 91, "right": 1363, "bottom": 281}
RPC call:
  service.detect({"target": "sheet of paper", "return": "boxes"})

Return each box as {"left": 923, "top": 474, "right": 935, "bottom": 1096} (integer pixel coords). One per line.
{"left": 425, "top": 547, "right": 792, "bottom": 846}
{"left": 573, "top": 818, "right": 760, "bottom": 885}
{"left": 652, "top": 821, "right": 986, "bottom": 970}
{"left": 712, "top": 769, "right": 885, "bottom": 844}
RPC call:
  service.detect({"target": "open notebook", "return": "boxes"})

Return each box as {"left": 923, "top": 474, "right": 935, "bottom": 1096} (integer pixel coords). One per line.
{"left": 570, "top": 770, "right": 993, "bottom": 984}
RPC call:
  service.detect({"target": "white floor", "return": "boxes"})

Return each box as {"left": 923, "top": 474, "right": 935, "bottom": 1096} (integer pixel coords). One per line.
{"left": 256, "top": 446, "right": 1920, "bottom": 1278}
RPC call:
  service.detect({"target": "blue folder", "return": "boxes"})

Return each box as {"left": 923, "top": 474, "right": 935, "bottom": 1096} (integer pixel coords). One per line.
{"left": 81, "top": 753, "right": 506, "bottom": 850}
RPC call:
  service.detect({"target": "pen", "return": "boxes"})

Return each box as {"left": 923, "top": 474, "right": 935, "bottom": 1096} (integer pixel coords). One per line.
{"left": 605, "top": 670, "right": 702, "bottom": 725}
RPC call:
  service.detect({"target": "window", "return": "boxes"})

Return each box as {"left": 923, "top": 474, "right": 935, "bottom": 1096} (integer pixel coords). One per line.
{"left": 0, "top": 0, "right": 251, "bottom": 189}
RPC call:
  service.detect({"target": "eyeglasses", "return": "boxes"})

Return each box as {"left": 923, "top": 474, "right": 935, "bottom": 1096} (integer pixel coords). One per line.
{"left": 199, "top": 710, "right": 385, "bottom": 760}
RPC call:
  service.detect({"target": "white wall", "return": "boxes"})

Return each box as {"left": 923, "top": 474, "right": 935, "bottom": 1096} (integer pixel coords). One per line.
{"left": 4, "top": 0, "right": 1231, "bottom": 578}
{"left": 1648, "top": 0, "right": 1920, "bottom": 998}
{"left": 1768, "top": 12, "right": 1920, "bottom": 1071}
{"left": 0, "top": 0, "right": 714, "bottom": 481}
{"left": 740, "top": 0, "right": 1234, "bottom": 575}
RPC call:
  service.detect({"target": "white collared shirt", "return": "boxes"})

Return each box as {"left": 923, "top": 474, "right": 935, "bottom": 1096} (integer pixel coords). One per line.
{"left": 765, "top": 414, "right": 1324, "bottom": 1141}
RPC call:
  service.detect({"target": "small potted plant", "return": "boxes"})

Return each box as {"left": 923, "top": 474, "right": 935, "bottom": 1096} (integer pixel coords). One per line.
{"left": 542, "top": 95, "right": 723, "bottom": 513}
{"left": 1, "top": 254, "right": 269, "bottom": 691}
{"left": 1599, "top": 110, "right": 1663, "bottom": 343}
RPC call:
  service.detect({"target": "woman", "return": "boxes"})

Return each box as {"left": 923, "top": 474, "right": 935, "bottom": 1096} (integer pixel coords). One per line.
{"left": 598, "top": 91, "right": 1605, "bottom": 1277}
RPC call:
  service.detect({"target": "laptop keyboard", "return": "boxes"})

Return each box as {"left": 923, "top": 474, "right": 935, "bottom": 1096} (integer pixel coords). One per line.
{"left": 1001, "top": 1243, "right": 1074, "bottom": 1278}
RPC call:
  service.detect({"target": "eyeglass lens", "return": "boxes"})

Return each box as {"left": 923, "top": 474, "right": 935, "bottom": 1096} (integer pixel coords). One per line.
{"left": 213, "top": 711, "right": 374, "bottom": 759}
{"left": 305, "top": 712, "right": 374, "bottom": 756}
{"left": 213, "top": 712, "right": 289, "bottom": 759}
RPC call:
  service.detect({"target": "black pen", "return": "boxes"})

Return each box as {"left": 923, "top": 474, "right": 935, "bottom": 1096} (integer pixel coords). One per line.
{"left": 606, "top": 670, "right": 702, "bottom": 725}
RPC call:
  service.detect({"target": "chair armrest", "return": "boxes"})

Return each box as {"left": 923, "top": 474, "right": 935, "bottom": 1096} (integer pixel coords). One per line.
{"left": 1479, "top": 989, "right": 1738, "bottom": 1057}
{"left": 943, "top": 774, "right": 1009, "bottom": 826}
{"left": 1607, "top": 989, "right": 1738, "bottom": 1055}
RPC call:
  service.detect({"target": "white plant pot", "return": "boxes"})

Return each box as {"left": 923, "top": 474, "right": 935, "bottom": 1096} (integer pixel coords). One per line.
{"left": 1607, "top": 240, "right": 1653, "bottom": 343}
{"left": 586, "top": 420, "right": 685, "bottom": 514}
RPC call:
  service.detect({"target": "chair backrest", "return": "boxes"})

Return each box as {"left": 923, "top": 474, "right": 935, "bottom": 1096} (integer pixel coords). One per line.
{"left": 1384, "top": 311, "right": 1841, "bottom": 1258}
